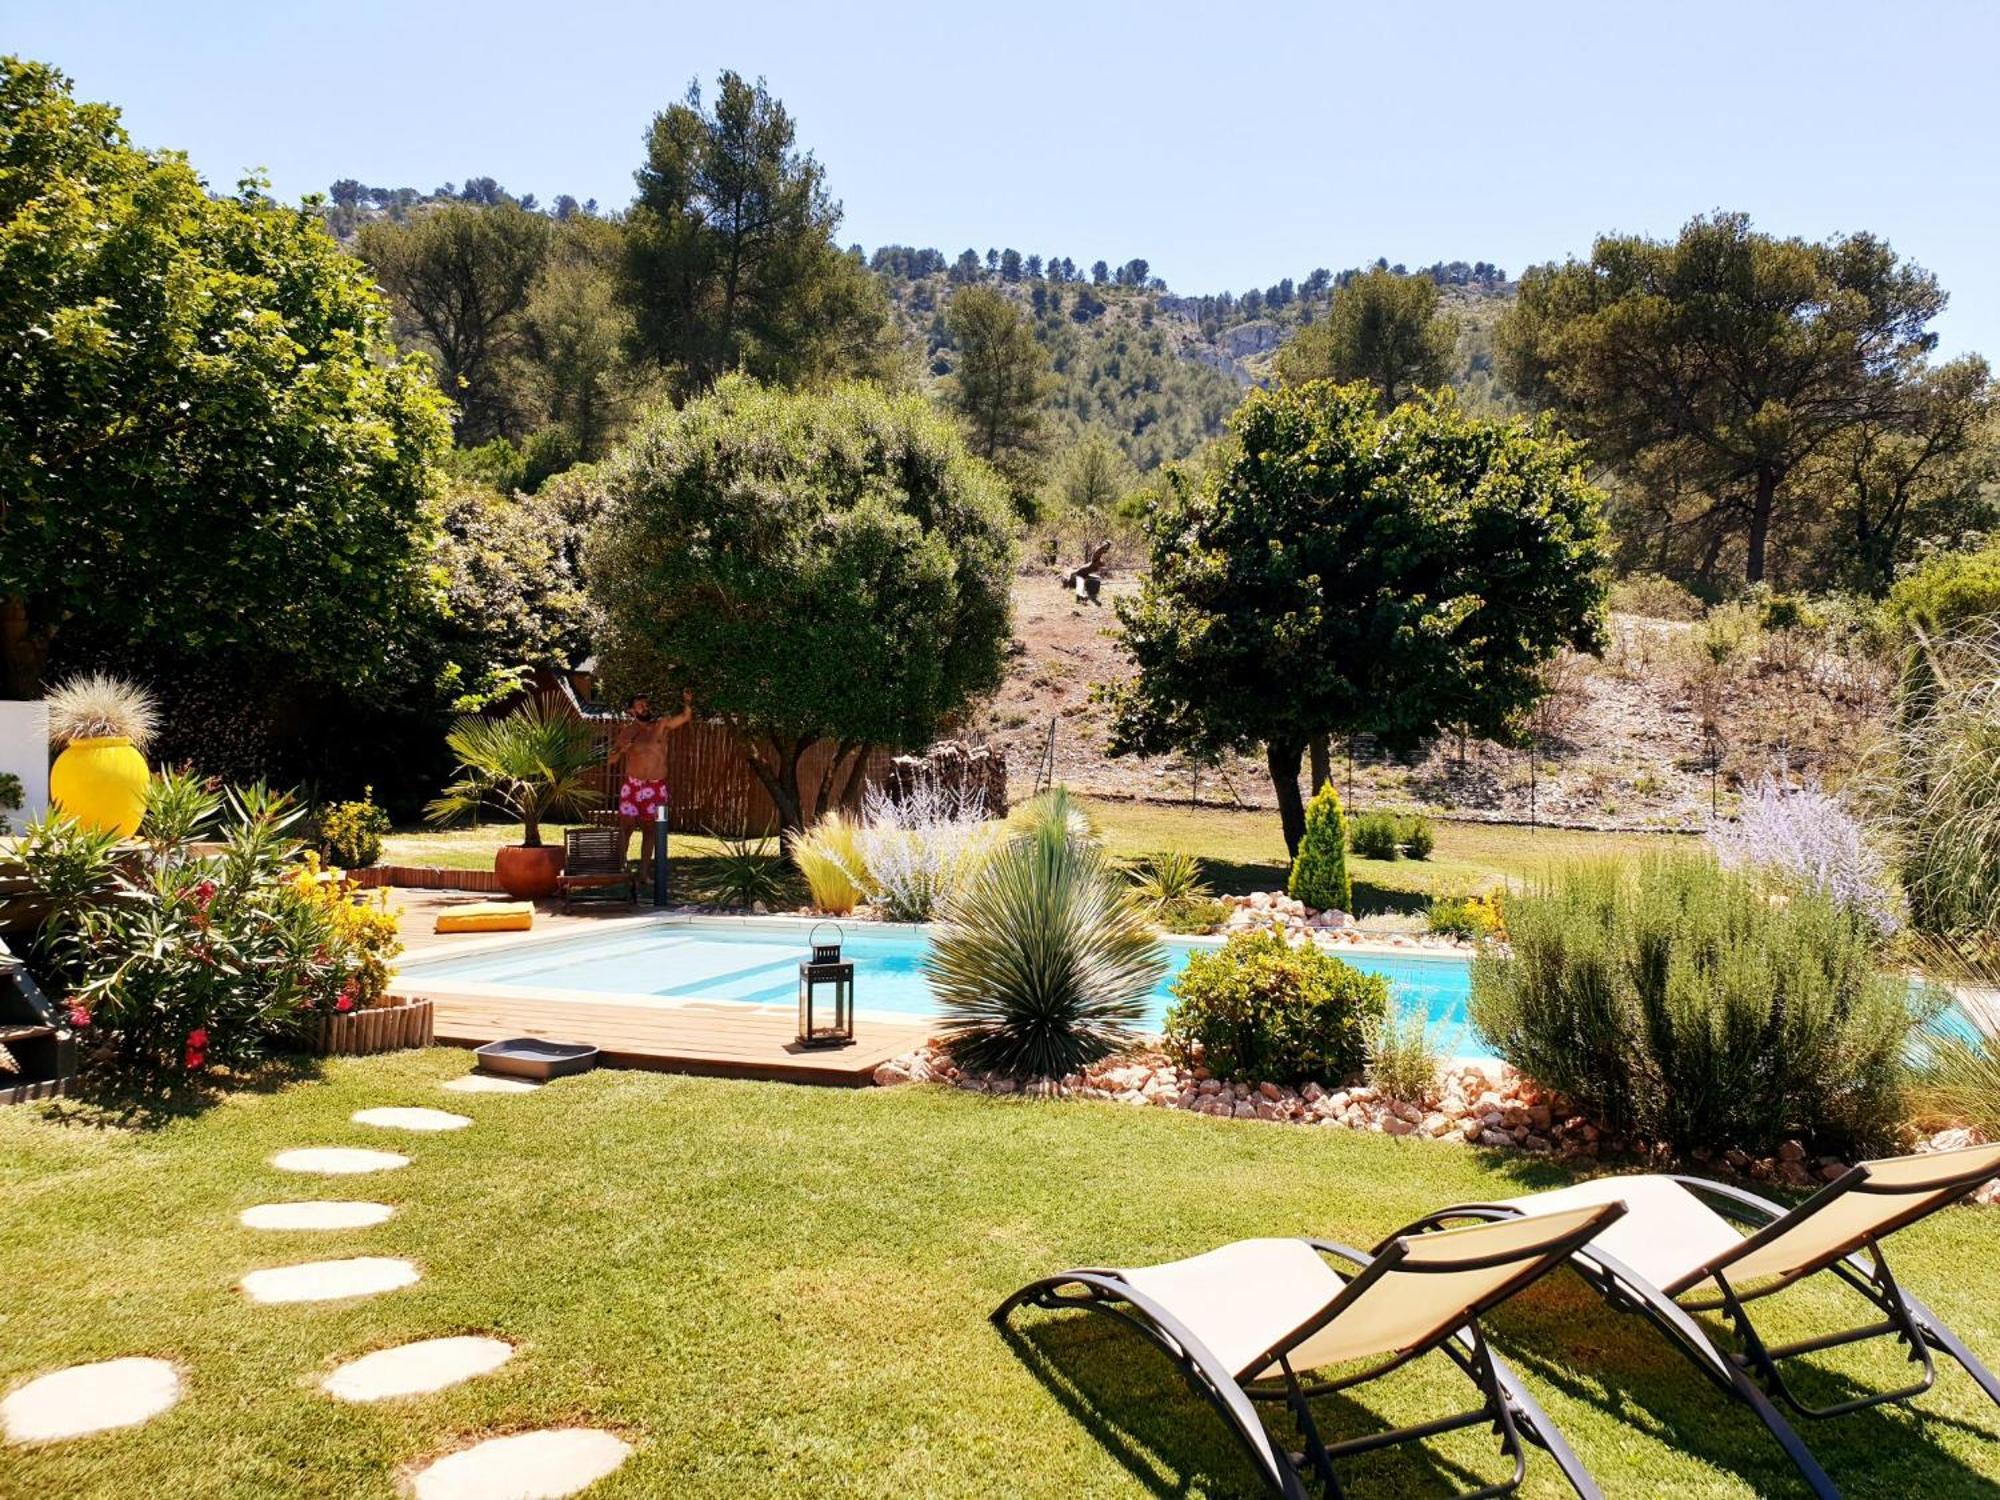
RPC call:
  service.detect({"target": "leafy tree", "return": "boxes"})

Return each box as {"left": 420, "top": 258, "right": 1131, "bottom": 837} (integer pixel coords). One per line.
{"left": 1287, "top": 783, "right": 1351, "bottom": 911}
{"left": 434, "top": 480, "right": 597, "bottom": 699}
{"left": 622, "top": 72, "right": 892, "bottom": 393}
{"left": 1024, "top": 253, "right": 1043, "bottom": 280}
{"left": 357, "top": 200, "right": 553, "bottom": 442}
{"left": 1107, "top": 382, "right": 1608, "bottom": 856}
{"left": 0, "top": 57, "right": 452, "bottom": 700}
{"left": 1050, "top": 429, "right": 1139, "bottom": 521}
{"left": 519, "top": 215, "right": 655, "bottom": 460}
{"left": 944, "top": 285, "right": 1052, "bottom": 506}
{"left": 588, "top": 378, "right": 1016, "bottom": 839}
{"left": 999, "top": 248, "right": 1023, "bottom": 282}
{"left": 1497, "top": 211, "right": 1973, "bottom": 586}
{"left": 1275, "top": 265, "right": 1458, "bottom": 410}
{"left": 949, "top": 247, "right": 982, "bottom": 284}
{"left": 1091, "top": 259, "right": 1110, "bottom": 285}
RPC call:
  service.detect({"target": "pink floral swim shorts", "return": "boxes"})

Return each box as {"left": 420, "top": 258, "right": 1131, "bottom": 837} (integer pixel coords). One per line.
{"left": 619, "top": 778, "right": 669, "bottom": 818}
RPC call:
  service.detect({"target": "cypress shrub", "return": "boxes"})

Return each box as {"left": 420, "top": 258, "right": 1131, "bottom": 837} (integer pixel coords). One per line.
{"left": 1288, "top": 783, "right": 1352, "bottom": 912}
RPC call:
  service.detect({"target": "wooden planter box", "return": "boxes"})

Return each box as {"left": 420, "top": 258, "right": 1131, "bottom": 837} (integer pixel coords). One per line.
{"left": 314, "top": 997, "right": 434, "bottom": 1056}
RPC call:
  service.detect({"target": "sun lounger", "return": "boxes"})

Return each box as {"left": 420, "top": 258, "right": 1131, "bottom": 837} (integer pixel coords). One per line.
{"left": 995, "top": 1203, "right": 1624, "bottom": 1498}
{"left": 1395, "top": 1142, "right": 2000, "bottom": 1498}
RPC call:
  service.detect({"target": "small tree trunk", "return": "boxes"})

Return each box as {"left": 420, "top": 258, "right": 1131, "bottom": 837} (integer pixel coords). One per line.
{"left": 1266, "top": 738, "right": 1308, "bottom": 860}
{"left": 744, "top": 732, "right": 811, "bottom": 850}
{"left": 1745, "top": 470, "right": 1778, "bottom": 585}
{"left": 0, "top": 596, "right": 52, "bottom": 700}
{"left": 1308, "top": 733, "right": 1331, "bottom": 794}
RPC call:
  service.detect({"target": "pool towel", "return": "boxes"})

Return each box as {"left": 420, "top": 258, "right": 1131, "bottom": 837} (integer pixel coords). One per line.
{"left": 434, "top": 901, "right": 534, "bottom": 934}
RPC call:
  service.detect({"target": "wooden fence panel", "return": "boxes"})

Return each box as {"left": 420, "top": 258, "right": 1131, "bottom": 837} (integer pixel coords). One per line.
{"left": 583, "top": 720, "right": 897, "bottom": 839}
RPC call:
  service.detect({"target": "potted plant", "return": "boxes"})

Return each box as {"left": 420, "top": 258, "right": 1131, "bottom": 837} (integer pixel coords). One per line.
{"left": 426, "top": 694, "right": 602, "bottom": 899}
{"left": 46, "top": 673, "right": 158, "bottom": 838}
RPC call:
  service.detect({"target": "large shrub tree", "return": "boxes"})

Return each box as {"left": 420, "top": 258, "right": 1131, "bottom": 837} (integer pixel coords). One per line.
{"left": 1274, "top": 266, "right": 1458, "bottom": 410}
{"left": 1497, "top": 211, "right": 1990, "bottom": 589}
{"left": 0, "top": 57, "right": 452, "bottom": 700}
{"left": 1107, "top": 381, "right": 1607, "bottom": 856}
{"left": 944, "top": 284, "right": 1051, "bottom": 507}
{"left": 587, "top": 378, "right": 1015, "bottom": 838}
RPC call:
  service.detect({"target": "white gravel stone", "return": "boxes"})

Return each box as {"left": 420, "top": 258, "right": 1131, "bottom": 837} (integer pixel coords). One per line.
{"left": 271, "top": 1147, "right": 410, "bottom": 1175}
{"left": 3, "top": 1357, "right": 181, "bottom": 1444}
{"left": 323, "top": 1336, "right": 513, "bottom": 1403}
{"left": 240, "top": 1256, "right": 419, "bottom": 1305}
{"left": 407, "top": 1428, "right": 632, "bottom": 1500}
{"left": 240, "top": 1201, "right": 395, "bottom": 1231}
{"left": 352, "top": 1107, "right": 471, "bottom": 1132}
{"left": 443, "top": 1074, "right": 540, "bottom": 1094}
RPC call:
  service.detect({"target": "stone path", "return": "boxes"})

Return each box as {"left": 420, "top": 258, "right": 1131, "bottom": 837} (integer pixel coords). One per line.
{"left": 271, "top": 1147, "right": 410, "bottom": 1175}
{"left": 241, "top": 1256, "right": 420, "bottom": 1305}
{"left": 240, "top": 1201, "right": 395, "bottom": 1231}
{"left": 323, "top": 1336, "right": 512, "bottom": 1403}
{"left": 1, "top": 1358, "right": 181, "bottom": 1444}
{"left": 16, "top": 1066, "right": 633, "bottom": 1494}
{"left": 352, "top": 1106, "right": 472, "bottom": 1132}
{"left": 443, "top": 1074, "right": 539, "bottom": 1094}
{"left": 407, "top": 1428, "right": 632, "bottom": 1500}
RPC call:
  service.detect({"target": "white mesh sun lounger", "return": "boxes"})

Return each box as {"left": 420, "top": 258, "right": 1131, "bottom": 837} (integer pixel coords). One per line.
{"left": 995, "top": 1203, "right": 1624, "bottom": 1499}
{"left": 1397, "top": 1142, "right": 2000, "bottom": 1499}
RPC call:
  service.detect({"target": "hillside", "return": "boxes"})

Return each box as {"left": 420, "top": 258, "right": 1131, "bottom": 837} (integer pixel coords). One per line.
{"left": 971, "top": 572, "right": 1887, "bottom": 833}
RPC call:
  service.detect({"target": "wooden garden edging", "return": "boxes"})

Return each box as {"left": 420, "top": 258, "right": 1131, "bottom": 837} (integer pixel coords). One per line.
{"left": 314, "top": 997, "right": 434, "bottom": 1056}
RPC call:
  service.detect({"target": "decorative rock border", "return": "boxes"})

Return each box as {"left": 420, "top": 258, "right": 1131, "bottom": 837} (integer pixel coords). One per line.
{"left": 875, "top": 1042, "right": 1999, "bottom": 1206}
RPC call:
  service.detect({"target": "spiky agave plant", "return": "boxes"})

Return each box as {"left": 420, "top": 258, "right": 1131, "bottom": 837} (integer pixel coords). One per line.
{"left": 926, "top": 802, "right": 1165, "bottom": 1078}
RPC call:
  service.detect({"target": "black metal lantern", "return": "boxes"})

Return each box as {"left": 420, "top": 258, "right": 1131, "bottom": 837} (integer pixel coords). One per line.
{"left": 797, "top": 922, "right": 855, "bottom": 1049}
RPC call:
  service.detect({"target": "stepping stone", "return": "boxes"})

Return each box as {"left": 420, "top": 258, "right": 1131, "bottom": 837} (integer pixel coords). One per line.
{"left": 352, "top": 1106, "right": 471, "bottom": 1132}
{"left": 408, "top": 1429, "right": 631, "bottom": 1500}
{"left": 443, "top": 1074, "right": 540, "bottom": 1094}
{"left": 240, "top": 1201, "right": 395, "bottom": 1231}
{"left": 323, "top": 1336, "right": 513, "bottom": 1403}
{"left": 2, "top": 1357, "right": 180, "bottom": 1444}
{"left": 271, "top": 1147, "right": 410, "bottom": 1175}
{"left": 240, "top": 1257, "right": 419, "bottom": 1305}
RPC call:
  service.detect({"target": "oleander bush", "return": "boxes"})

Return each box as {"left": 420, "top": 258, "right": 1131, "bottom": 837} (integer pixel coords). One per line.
{"left": 1165, "top": 928, "right": 1388, "bottom": 1084}
{"left": 1287, "top": 783, "right": 1351, "bottom": 911}
{"left": 1469, "top": 853, "right": 1936, "bottom": 1155}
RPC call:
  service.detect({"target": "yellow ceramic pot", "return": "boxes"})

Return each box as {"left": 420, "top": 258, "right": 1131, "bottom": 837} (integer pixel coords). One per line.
{"left": 50, "top": 735, "right": 149, "bottom": 838}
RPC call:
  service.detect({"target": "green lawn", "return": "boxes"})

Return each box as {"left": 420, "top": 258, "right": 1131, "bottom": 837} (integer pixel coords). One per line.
{"left": 382, "top": 804, "right": 1681, "bottom": 919}
{"left": 2, "top": 1055, "right": 1996, "bottom": 1497}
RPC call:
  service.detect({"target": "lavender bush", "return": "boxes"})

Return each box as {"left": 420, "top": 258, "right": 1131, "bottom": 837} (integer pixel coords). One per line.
{"left": 1709, "top": 775, "right": 1900, "bottom": 935}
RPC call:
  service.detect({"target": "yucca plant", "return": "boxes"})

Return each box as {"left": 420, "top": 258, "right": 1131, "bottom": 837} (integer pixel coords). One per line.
{"left": 791, "top": 809, "right": 867, "bottom": 914}
{"left": 927, "top": 802, "right": 1165, "bottom": 1078}
{"left": 1124, "top": 849, "right": 1212, "bottom": 913}
{"left": 424, "top": 694, "right": 602, "bottom": 846}
{"left": 692, "top": 835, "right": 789, "bottom": 909}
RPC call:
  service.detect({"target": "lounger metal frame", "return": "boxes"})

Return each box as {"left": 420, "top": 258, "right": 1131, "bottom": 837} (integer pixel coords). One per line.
{"left": 1396, "top": 1160, "right": 2000, "bottom": 1500}
{"left": 994, "top": 1213, "right": 1617, "bottom": 1500}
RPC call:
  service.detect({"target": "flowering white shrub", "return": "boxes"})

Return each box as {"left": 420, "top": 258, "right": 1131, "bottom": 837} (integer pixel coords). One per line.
{"left": 1709, "top": 774, "right": 1899, "bottom": 934}
{"left": 850, "top": 772, "right": 994, "bottom": 922}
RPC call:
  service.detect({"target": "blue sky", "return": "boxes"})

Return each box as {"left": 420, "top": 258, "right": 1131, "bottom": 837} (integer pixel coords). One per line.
{"left": 13, "top": 0, "right": 2000, "bottom": 358}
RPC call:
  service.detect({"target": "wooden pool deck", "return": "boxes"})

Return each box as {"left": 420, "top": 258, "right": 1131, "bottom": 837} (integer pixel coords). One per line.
{"left": 389, "top": 891, "right": 934, "bottom": 1087}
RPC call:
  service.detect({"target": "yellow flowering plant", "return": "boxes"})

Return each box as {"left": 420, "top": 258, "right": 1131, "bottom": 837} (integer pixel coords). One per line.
{"left": 284, "top": 852, "right": 402, "bottom": 1010}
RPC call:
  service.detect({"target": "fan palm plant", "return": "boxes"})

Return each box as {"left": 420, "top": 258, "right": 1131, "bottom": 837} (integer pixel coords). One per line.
{"left": 926, "top": 799, "right": 1165, "bottom": 1078}
{"left": 425, "top": 695, "right": 602, "bottom": 847}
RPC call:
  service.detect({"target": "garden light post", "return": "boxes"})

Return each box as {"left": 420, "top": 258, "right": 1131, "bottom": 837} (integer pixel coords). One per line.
{"left": 652, "top": 800, "right": 670, "bottom": 907}
{"left": 797, "top": 924, "right": 855, "bottom": 1049}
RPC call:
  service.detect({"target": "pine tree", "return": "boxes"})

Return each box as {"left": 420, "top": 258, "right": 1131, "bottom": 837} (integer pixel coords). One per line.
{"left": 1286, "top": 784, "right": 1351, "bottom": 912}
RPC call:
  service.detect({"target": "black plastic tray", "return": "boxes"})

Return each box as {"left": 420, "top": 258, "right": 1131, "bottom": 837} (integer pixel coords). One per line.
{"left": 474, "top": 1036, "right": 600, "bottom": 1080}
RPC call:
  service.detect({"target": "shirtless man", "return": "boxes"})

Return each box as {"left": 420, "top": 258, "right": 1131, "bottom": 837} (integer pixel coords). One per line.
{"left": 611, "top": 689, "right": 694, "bottom": 870}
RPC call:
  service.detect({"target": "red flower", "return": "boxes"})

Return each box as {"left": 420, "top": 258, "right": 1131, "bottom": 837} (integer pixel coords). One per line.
{"left": 66, "top": 1004, "right": 92, "bottom": 1029}
{"left": 186, "top": 1027, "right": 209, "bottom": 1048}
{"left": 194, "top": 880, "right": 217, "bottom": 907}
{"left": 334, "top": 994, "right": 355, "bottom": 1013}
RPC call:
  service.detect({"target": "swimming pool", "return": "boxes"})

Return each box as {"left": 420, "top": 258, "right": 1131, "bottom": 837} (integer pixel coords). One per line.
{"left": 398, "top": 917, "right": 1490, "bottom": 1058}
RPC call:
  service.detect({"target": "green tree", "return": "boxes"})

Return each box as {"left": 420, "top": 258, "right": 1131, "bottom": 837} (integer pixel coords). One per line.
{"left": 1107, "top": 382, "right": 1607, "bottom": 856}
{"left": 587, "top": 378, "right": 1016, "bottom": 839}
{"left": 623, "top": 72, "right": 893, "bottom": 393}
{"left": 945, "top": 285, "right": 1052, "bottom": 507}
{"left": 1274, "top": 265, "right": 1457, "bottom": 410}
{"left": 1287, "top": 783, "right": 1351, "bottom": 911}
{"left": 1497, "top": 211, "right": 1973, "bottom": 587}
{"left": 356, "top": 199, "right": 553, "bottom": 442}
{"left": 521, "top": 216, "right": 654, "bottom": 460}
{"left": 0, "top": 57, "right": 453, "bottom": 700}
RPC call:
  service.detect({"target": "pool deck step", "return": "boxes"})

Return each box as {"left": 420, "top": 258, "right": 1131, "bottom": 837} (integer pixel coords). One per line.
{"left": 416, "top": 989, "right": 932, "bottom": 1088}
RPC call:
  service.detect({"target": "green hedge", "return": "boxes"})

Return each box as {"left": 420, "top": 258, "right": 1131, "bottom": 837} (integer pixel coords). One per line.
{"left": 1165, "top": 928, "right": 1387, "bottom": 1084}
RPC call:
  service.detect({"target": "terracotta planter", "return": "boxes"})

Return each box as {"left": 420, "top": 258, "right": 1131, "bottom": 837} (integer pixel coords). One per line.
{"left": 50, "top": 735, "right": 149, "bottom": 837}
{"left": 314, "top": 997, "right": 434, "bottom": 1056}
{"left": 493, "top": 843, "right": 565, "bottom": 900}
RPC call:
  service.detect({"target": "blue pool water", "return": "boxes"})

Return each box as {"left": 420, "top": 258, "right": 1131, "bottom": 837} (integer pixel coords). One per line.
{"left": 400, "top": 918, "right": 1490, "bottom": 1058}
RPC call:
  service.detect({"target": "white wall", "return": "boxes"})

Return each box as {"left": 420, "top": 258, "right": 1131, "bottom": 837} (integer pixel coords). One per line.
{"left": 0, "top": 700, "right": 49, "bottom": 827}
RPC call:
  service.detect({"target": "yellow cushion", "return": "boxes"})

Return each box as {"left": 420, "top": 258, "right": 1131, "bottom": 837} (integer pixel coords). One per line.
{"left": 433, "top": 902, "right": 535, "bottom": 934}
